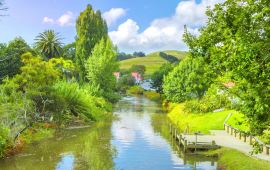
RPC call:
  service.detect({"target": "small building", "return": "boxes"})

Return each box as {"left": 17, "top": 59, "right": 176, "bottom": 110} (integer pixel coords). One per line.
{"left": 113, "top": 72, "right": 121, "bottom": 81}
{"left": 131, "top": 72, "right": 142, "bottom": 84}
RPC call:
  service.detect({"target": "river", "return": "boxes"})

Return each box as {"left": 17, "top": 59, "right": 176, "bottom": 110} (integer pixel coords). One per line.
{"left": 0, "top": 96, "right": 218, "bottom": 170}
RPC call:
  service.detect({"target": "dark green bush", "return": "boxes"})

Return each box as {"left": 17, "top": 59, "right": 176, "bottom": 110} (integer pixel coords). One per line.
{"left": 184, "top": 84, "right": 232, "bottom": 113}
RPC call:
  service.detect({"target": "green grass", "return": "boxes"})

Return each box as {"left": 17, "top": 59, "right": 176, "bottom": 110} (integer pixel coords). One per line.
{"left": 167, "top": 103, "right": 239, "bottom": 134}
{"left": 205, "top": 147, "right": 270, "bottom": 170}
{"left": 120, "top": 50, "right": 186, "bottom": 77}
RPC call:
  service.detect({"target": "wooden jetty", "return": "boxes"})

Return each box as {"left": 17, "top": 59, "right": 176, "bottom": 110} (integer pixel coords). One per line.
{"left": 169, "top": 123, "right": 219, "bottom": 152}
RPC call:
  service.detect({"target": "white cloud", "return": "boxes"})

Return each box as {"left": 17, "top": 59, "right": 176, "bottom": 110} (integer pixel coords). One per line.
{"left": 109, "top": 0, "right": 223, "bottom": 53}
{"left": 43, "top": 17, "right": 54, "bottom": 24}
{"left": 57, "top": 11, "right": 74, "bottom": 26}
{"left": 42, "top": 11, "right": 74, "bottom": 27}
{"left": 103, "top": 8, "right": 126, "bottom": 26}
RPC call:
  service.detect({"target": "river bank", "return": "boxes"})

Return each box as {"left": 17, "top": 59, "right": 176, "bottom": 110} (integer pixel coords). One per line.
{"left": 0, "top": 96, "right": 219, "bottom": 170}
{"left": 166, "top": 101, "right": 270, "bottom": 169}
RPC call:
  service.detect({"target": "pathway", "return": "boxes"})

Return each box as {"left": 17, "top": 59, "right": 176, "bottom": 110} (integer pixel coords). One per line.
{"left": 183, "top": 130, "right": 270, "bottom": 161}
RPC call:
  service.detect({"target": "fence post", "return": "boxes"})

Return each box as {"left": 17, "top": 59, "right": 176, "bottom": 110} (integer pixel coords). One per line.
{"left": 266, "top": 146, "right": 269, "bottom": 155}
{"left": 184, "top": 140, "right": 188, "bottom": 152}
{"left": 239, "top": 132, "right": 242, "bottom": 140}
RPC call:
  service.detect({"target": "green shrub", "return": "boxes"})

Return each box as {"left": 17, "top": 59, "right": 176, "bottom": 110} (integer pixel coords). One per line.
{"left": 163, "top": 57, "right": 211, "bottom": 103}
{"left": 116, "top": 75, "right": 135, "bottom": 93}
{"left": 0, "top": 125, "right": 9, "bottom": 157}
{"left": 127, "top": 86, "right": 144, "bottom": 95}
{"left": 151, "top": 63, "right": 174, "bottom": 93}
{"left": 184, "top": 84, "right": 232, "bottom": 113}
{"left": 261, "top": 128, "right": 270, "bottom": 144}
{"left": 144, "top": 91, "right": 160, "bottom": 101}
{"left": 48, "top": 81, "right": 112, "bottom": 122}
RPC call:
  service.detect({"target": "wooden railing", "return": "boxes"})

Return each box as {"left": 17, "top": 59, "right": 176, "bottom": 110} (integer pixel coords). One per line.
{"left": 224, "top": 121, "right": 270, "bottom": 155}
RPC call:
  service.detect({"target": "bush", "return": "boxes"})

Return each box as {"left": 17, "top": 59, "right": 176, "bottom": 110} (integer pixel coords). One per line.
{"left": 184, "top": 84, "right": 232, "bottom": 113}
{"left": 48, "top": 81, "right": 112, "bottom": 123}
{"left": 151, "top": 63, "right": 174, "bottom": 93}
{"left": 144, "top": 91, "right": 160, "bottom": 101}
{"left": 163, "top": 57, "right": 211, "bottom": 103}
{"left": 129, "top": 65, "right": 146, "bottom": 76}
{"left": 127, "top": 86, "right": 144, "bottom": 95}
{"left": 0, "top": 125, "right": 9, "bottom": 157}
{"left": 261, "top": 128, "right": 270, "bottom": 144}
{"left": 116, "top": 75, "right": 136, "bottom": 93}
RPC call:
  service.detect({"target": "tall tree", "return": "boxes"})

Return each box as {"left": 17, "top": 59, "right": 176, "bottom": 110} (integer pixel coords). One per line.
{"left": 0, "top": 37, "right": 31, "bottom": 81}
{"left": 182, "top": 0, "right": 270, "bottom": 133}
{"left": 86, "top": 38, "right": 119, "bottom": 102}
{"left": 34, "top": 30, "right": 63, "bottom": 59}
{"left": 76, "top": 4, "right": 108, "bottom": 81}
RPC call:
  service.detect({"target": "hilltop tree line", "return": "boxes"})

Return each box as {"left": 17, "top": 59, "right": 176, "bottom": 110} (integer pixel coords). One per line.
{"left": 0, "top": 4, "right": 119, "bottom": 157}
{"left": 117, "top": 51, "right": 145, "bottom": 61}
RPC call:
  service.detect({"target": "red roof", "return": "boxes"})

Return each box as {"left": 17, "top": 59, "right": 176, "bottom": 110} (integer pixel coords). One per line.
{"left": 223, "top": 82, "right": 235, "bottom": 88}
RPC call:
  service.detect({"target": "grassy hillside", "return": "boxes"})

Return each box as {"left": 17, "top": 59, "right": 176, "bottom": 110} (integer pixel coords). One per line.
{"left": 120, "top": 50, "right": 187, "bottom": 77}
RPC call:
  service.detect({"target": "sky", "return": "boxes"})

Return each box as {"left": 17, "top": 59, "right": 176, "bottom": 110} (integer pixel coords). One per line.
{"left": 0, "top": 0, "right": 222, "bottom": 53}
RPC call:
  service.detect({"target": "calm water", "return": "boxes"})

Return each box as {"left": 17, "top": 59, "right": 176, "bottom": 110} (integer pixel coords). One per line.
{"left": 0, "top": 96, "right": 217, "bottom": 170}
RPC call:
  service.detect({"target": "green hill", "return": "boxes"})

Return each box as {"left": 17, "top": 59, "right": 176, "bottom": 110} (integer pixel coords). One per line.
{"left": 120, "top": 50, "right": 187, "bottom": 77}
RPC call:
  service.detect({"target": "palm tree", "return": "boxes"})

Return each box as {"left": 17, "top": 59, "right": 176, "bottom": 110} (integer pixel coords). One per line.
{"left": 35, "top": 30, "right": 63, "bottom": 59}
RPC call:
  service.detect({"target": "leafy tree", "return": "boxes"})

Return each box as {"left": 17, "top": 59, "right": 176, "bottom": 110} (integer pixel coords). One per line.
{"left": 62, "top": 42, "right": 76, "bottom": 62}
{"left": 163, "top": 57, "right": 211, "bottom": 103}
{"left": 0, "top": 37, "right": 31, "bottom": 81}
{"left": 86, "top": 38, "right": 119, "bottom": 102}
{"left": 182, "top": 0, "right": 270, "bottom": 133}
{"left": 76, "top": 4, "right": 108, "bottom": 80}
{"left": 129, "top": 65, "right": 146, "bottom": 76}
{"left": 151, "top": 63, "right": 174, "bottom": 93}
{"left": 34, "top": 30, "right": 63, "bottom": 59}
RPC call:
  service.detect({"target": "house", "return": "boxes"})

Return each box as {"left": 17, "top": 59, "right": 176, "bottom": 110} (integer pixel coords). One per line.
{"left": 113, "top": 72, "right": 121, "bottom": 81}
{"left": 131, "top": 72, "right": 142, "bottom": 84}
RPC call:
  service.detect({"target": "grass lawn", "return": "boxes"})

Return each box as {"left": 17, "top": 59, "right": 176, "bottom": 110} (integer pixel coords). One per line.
{"left": 205, "top": 147, "right": 270, "bottom": 170}
{"left": 120, "top": 50, "right": 186, "bottom": 77}
{"left": 167, "top": 103, "right": 240, "bottom": 134}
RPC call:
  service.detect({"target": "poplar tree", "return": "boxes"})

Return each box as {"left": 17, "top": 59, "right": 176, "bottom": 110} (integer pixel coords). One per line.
{"left": 76, "top": 4, "right": 108, "bottom": 81}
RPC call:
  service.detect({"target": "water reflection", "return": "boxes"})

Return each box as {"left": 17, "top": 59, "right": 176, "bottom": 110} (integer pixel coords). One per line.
{"left": 0, "top": 122, "right": 115, "bottom": 170}
{"left": 56, "top": 153, "right": 74, "bottom": 170}
{"left": 151, "top": 111, "right": 218, "bottom": 170}
{"left": 0, "top": 96, "right": 218, "bottom": 170}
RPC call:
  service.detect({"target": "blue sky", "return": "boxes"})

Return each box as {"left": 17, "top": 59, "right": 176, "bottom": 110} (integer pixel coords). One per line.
{"left": 0, "top": 0, "right": 221, "bottom": 53}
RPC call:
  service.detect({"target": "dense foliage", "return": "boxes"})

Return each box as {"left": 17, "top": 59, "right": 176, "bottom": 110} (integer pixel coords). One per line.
{"left": 159, "top": 52, "right": 179, "bottom": 63}
{"left": 151, "top": 63, "right": 174, "bottom": 93}
{"left": 0, "top": 37, "right": 32, "bottom": 81}
{"left": 163, "top": 56, "right": 211, "bottom": 102}
{"left": 0, "top": 3, "right": 120, "bottom": 157}
{"left": 34, "top": 30, "right": 63, "bottom": 59}
{"left": 164, "top": 0, "right": 270, "bottom": 135}
{"left": 86, "top": 38, "right": 119, "bottom": 103}
{"left": 76, "top": 4, "right": 108, "bottom": 80}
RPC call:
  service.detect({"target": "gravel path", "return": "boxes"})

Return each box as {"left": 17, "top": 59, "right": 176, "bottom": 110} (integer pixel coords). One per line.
{"left": 183, "top": 130, "right": 270, "bottom": 161}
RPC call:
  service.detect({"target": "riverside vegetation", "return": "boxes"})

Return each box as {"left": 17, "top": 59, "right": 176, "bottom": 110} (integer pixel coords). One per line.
{"left": 147, "top": 0, "right": 270, "bottom": 169}
{"left": 0, "top": 4, "right": 119, "bottom": 157}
